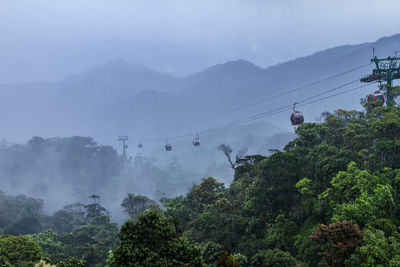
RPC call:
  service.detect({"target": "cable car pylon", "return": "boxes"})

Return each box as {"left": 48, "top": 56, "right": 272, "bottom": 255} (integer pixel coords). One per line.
{"left": 361, "top": 51, "right": 400, "bottom": 106}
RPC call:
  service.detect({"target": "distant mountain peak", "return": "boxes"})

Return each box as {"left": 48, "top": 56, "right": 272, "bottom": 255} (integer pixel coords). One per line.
{"left": 190, "top": 59, "right": 262, "bottom": 79}
{"left": 215, "top": 59, "right": 261, "bottom": 72}
{"left": 224, "top": 59, "right": 259, "bottom": 68}
{"left": 97, "top": 59, "right": 152, "bottom": 73}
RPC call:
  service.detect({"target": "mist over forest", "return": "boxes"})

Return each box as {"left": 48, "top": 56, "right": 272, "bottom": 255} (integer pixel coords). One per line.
{"left": 0, "top": 34, "right": 399, "bottom": 220}
{"left": 0, "top": 33, "right": 399, "bottom": 220}
{"left": 1, "top": 1, "right": 400, "bottom": 264}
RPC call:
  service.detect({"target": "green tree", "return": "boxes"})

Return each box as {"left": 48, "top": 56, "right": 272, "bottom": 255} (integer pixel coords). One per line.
{"left": 347, "top": 228, "right": 400, "bottom": 267}
{"left": 113, "top": 209, "right": 203, "bottom": 267}
{"left": 85, "top": 195, "right": 108, "bottom": 222}
{"left": 201, "top": 241, "right": 222, "bottom": 266}
{"left": 0, "top": 235, "right": 42, "bottom": 267}
{"left": 218, "top": 250, "right": 240, "bottom": 267}
{"left": 333, "top": 184, "right": 395, "bottom": 227}
{"left": 54, "top": 256, "right": 86, "bottom": 267}
{"left": 49, "top": 202, "right": 88, "bottom": 233}
{"left": 29, "top": 230, "right": 63, "bottom": 261}
{"left": 251, "top": 249, "right": 297, "bottom": 267}
{"left": 105, "top": 250, "right": 116, "bottom": 267}
{"left": 0, "top": 193, "right": 45, "bottom": 235}
{"left": 121, "top": 194, "right": 156, "bottom": 221}
{"left": 60, "top": 217, "right": 119, "bottom": 266}
{"left": 187, "top": 177, "right": 225, "bottom": 211}
{"left": 265, "top": 214, "right": 298, "bottom": 252}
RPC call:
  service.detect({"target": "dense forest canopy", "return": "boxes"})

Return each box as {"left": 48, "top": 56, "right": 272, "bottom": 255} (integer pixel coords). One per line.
{"left": 2, "top": 1, "right": 400, "bottom": 266}
{"left": 1, "top": 94, "right": 400, "bottom": 266}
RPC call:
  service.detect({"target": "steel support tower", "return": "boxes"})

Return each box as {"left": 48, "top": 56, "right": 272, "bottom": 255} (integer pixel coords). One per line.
{"left": 118, "top": 136, "right": 128, "bottom": 161}
{"left": 361, "top": 55, "right": 400, "bottom": 106}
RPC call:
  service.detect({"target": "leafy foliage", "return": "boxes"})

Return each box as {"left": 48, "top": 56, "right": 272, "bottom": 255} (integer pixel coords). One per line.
{"left": 59, "top": 216, "right": 119, "bottom": 266}
{"left": 2, "top": 99, "right": 400, "bottom": 266}
{"left": 49, "top": 202, "right": 89, "bottom": 234}
{"left": 54, "top": 256, "right": 86, "bottom": 267}
{"left": 163, "top": 104, "right": 400, "bottom": 266}
{"left": 0, "top": 192, "right": 45, "bottom": 235}
{"left": 121, "top": 193, "right": 156, "bottom": 221}
{"left": 0, "top": 235, "right": 42, "bottom": 266}
{"left": 251, "top": 249, "right": 297, "bottom": 267}
{"left": 29, "top": 230, "right": 63, "bottom": 261}
{"left": 310, "top": 220, "right": 362, "bottom": 266}
{"left": 113, "top": 209, "right": 203, "bottom": 267}
{"left": 218, "top": 250, "right": 240, "bottom": 267}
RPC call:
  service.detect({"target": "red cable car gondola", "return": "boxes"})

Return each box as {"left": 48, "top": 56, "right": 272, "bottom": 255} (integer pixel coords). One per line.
{"left": 290, "top": 103, "right": 304, "bottom": 126}
{"left": 367, "top": 91, "right": 385, "bottom": 106}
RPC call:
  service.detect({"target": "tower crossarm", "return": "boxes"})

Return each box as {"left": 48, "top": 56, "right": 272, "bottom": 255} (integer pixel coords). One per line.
{"left": 361, "top": 55, "right": 400, "bottom": 106}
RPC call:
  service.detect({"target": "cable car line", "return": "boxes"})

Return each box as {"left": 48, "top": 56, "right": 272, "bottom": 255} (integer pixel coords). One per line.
{"left": 147, "top": 81, "right": 376, "bottom": 144}
{"left": 154, "top": 63, "right": 372, "bottom": 133}
{"left": 220, "top": 82, "right": 378, "bottom": 130}
{"left": 159, "top": 82, "right": 377, "bottom": 145}
{"left": 216, "top": 82, "right": 378, "bottom": 130}
{"left": 135, "top": 63, "right": 375, "bottom": 149}
{"left": 204, "top": 78, "right": 361, "bottom": 131}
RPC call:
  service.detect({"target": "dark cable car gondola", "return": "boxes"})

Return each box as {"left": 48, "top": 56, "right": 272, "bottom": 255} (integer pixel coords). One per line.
{"left": 165, "top": 140, "right": 172, "bottom": 151}
{"left": 290, "top": 102, "right": 304, "bottom": 126}
{"left": 138, "top": 141, "right": 143, "bottom": 149}
{"left": 367, "top": 90, "right": 385, "bottom": 106}
{"left": 193, "top": 134, "right": 200, "bottom": 147}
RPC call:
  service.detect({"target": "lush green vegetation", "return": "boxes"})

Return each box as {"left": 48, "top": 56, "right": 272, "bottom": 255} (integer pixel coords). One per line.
{"left": 111, "top": 209, "right": 203, "bottom": 267}
{"left": 0, "top": 194, "right": 118, "bottom": 266}
{"left": 161, "top": 102, "right": 400, "bottom": 266}
{"left": 0, "top": 235, "right": 42, "bottom": 266}
{"left": 1, "top": 98, "right": 400, "bottom": 266}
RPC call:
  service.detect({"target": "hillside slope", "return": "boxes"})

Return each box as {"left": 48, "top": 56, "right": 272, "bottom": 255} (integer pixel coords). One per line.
{"left": 0, "top": 34, "right": 399, "bottom": 146}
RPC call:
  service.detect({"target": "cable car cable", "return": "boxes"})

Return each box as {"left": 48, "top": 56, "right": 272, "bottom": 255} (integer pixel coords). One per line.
{"left": 216, "top": 82, "right": 378, "bottom": 130}
{"left": 144, "top": 81, "right": 376, "bottom": 142}
{"left": 143, "top": 63, "right": 372, "bottom": 138}
{"left": 166, "top": 82, "right": 377, "bottom": 140}
{"left": 207, "top": 78, "right": 361, "bottom": 130}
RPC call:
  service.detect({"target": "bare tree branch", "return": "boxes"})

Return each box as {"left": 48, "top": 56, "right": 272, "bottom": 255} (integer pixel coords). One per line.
{"left": 218, "top": 144, "right": 247, "bottom": 170}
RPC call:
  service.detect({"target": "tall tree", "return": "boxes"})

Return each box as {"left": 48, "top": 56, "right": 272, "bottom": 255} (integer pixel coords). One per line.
{"left": 0, "top": 235, "right": 42, "bottom": 266}
{"left": 121, "top": 194, "right": 156, "bottom": 221}
{"left": 310, "top": 220, "right": 362, "bottom": 266}
{"left": 113, "top": 209, "right": 203, "bottom": 267}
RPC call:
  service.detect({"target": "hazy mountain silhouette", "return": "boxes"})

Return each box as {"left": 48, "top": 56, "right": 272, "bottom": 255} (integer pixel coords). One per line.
{"left": 100, "top": 34, "right": 400, "bottom": 142}
{"left": 1, "top": 34, "right": 400, "bottom": 145}
{"left": 1, "top": 34, "right": 399, "bottom": 217}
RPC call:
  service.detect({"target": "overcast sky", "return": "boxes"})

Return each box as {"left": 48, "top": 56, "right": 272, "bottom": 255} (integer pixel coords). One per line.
{"left": 0, "top": 0, "right": 399, "bottom": 83}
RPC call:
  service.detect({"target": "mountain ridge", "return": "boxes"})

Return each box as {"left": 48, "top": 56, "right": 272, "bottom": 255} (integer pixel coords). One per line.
{"left": 0, "top": 34, "right": 399, "bottom": 145}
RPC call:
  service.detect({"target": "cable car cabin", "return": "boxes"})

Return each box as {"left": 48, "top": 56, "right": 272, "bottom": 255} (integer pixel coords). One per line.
{"left": 165, "top": 144, "right": 172, "bottom": 151}
{"left": 193, "top": 134, "right": 200, "bottom": 147}
{"left": 138, "top": 143, "right": 143, "bottom": 148}
{"left": 193, "top": 139, "right": 200, "bottom": 147}
{"left": 290, "top": 111, "right": 304, "bottom": 126}
{"left": 368, "top": 92, "right": 385, "bottom": 106}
